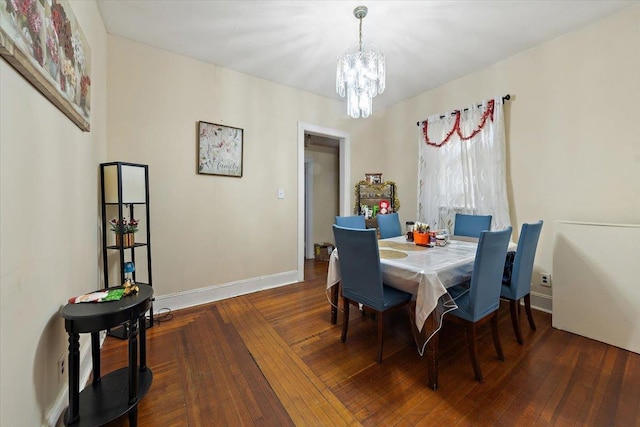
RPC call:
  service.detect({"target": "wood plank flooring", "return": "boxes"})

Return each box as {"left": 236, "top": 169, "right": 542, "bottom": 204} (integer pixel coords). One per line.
{"left": 101, "top": 259, "right": 640, "bottom": 426}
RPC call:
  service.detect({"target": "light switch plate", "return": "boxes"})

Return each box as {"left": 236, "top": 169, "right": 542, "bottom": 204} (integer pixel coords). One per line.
{"left": 277, "top": 188, "right": 285, "bottom": 199}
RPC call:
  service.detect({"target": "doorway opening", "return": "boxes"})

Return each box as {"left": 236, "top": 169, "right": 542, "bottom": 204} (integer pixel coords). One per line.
{"left": 297, "top": 123, "right": 350, "bottom": 282}
{"left": 304, "top": 135, "right": 339, "bottom": 259}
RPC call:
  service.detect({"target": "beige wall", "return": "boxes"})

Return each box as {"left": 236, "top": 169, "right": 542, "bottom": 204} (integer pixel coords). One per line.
{"left": 346, "top": 111, "right": 416, "bottom": 225}
{"left": 106, "top": 36, "right": 350, "bottom": 297}
{"left": 0, "top": 2, "right": 108, "bottom": 425}
{"left": 379, "top": 6, "right": 640, "bottom": 303}
{"left": 305, "top": 145, "right": 339, "bottom": 246}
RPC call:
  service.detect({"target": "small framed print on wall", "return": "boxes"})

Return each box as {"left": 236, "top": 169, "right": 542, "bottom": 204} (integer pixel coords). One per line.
{"left": 197, "top": 121, "right": 243, "bottom": 177}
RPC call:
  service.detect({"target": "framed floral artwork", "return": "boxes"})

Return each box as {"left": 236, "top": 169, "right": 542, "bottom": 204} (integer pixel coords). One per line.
{"left": 197, "top": 121, "right": 244, "bottom": 177}
{"left": 0, "top": 0, "right": 91, "bottom": 131}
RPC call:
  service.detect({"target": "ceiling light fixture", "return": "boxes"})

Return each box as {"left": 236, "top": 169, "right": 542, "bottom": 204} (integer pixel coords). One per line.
{"left": 336, "top": 6, "right": 385, "bottom": 119}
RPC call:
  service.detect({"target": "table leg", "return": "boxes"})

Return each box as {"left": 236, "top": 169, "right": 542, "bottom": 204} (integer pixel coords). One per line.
{"left": 128, "top": 406, "right": 138, "bottom": 427}
{"left": 139, "top": 314, "right": 147, "bottom": 371}
{"left": 91, "top": 331, "right": 101, "bottom": 384}
{"left": 426, "top": 330, "right": 439, "bottom": 390}
{"left": 330, "top": 283, "right": 339, "bottom": 324}
{"left": 127, "top": 320, "right": 139, "bottom": 406}
{"left": 66, "top": 332, "right": 80, "bottom": 425}
{"left": 408, "top": 302, "right": 440, "bottom": 391}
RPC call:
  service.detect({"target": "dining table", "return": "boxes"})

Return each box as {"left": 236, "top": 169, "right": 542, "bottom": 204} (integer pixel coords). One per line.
{"left": 326, "top": 234, "right": 515, "bottom": 390}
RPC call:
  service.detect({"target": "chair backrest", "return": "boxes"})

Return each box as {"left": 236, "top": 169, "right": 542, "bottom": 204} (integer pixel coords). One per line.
{"left": 377, "top": 213, "right": 402, "bottom": 239}
{"left": 335, "top": 215, "right": 366, "bottom": 229}
{"left": 454, "top": 213, "right": 493, "bottom": 238}
{"left": 332, "top": 225, "right": 384, "bottom": 308}
{"left": 510, "top": 221, "right": 543, "bottom": 299}
{"left": 467, "top": 227, "right": 512, "bottom": 321}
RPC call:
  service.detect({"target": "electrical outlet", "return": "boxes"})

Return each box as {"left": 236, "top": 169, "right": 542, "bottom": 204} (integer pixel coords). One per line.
{"left": 57, "top": 354, "right": 65, "bottom": 384}
{"left": 539, "top": 273, "right": 551, "bottom": 287}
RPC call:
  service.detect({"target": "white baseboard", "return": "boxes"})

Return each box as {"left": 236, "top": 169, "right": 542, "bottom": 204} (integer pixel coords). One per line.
{"left": 530, "top": 291, "right": 552, "bottom": 314}
{"left": 44, "top": 334, "right": 101, "bottom": 427}
{"left": 154, "top": 270, "right": 299, "bottom": 312}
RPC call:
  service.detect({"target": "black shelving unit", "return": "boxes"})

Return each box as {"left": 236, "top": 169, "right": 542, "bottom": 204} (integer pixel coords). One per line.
{"left": 100, "top": 161, "right": 153, "bottom": 338}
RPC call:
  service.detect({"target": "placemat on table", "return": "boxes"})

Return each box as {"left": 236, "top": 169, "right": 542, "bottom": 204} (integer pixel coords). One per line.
{"left": 379, "top": 249, "right": 409, "bottom": 259}
{"left": 450, "top": 235, "right": 479, "bottom": 243}
{"left": 379, "top": 241, "right": 427, "bottom": 251}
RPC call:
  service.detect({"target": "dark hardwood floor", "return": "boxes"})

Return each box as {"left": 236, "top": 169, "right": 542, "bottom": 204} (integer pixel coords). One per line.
{"left": 101, "top": 259, "right": 640, "bottom": 426}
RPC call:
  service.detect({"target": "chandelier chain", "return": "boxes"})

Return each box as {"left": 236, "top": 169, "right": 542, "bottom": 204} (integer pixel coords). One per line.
{"left": 358, "top": 16, "right": 363, "bottom": 51}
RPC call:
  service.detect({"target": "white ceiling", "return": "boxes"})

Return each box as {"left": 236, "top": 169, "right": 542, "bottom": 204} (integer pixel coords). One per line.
{"left": 96, "top": 1, "right": 637, "bottom": 111}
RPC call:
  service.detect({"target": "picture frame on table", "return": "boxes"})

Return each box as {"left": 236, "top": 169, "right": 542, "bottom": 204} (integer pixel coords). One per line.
{"left": 365, "top": 173, "right": 382, "bottom": 184}
{"left": 197, "top": 121, "right": 244, "bottom": 178}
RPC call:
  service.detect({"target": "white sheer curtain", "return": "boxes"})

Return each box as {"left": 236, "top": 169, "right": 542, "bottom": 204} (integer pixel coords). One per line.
{"left": 417, "top": 97, "right": 510, "bottom": 233}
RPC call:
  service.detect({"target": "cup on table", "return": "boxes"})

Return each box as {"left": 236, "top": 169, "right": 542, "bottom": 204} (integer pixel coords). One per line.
{"left": 406, "top": 221, "right": 415, "bottom": 242}
{"left": 429, "top": 232, "right": 437, "bottom": 245}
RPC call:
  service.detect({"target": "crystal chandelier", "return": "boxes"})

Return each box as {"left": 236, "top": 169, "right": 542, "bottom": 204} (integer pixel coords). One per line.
{"left": 336, "top": 6, "right": 386, "bottom": 119}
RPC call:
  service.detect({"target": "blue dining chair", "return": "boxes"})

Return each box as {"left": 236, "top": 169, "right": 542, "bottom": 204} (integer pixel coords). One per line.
{"left": 377, "top": 213, "right": 402, "bottom": 239}
{"left": 501, "top": 220, "right": 543, "bottom": 344}
{"left": 454, "top": 213, "right": 493, "bottom": 238}
{"left": 447, "top": 226, "right": 512, "bottom": 382}
{"left": 332, "top": 225, "right": 412, "bottom": 363}
{"left": 335, "top": 215, "right": 366, "bottom": 229}
{"left": 330, "top": 214, "right": 365, "bottom": 324}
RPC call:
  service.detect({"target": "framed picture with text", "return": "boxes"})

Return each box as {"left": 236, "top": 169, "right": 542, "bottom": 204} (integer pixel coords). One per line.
{"left": 197, "top": 121, "right": 243, "bottom": 177}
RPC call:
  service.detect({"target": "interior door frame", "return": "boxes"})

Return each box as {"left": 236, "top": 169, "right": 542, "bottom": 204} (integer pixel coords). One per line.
{"left": 297, "top": 122, "right": 350, "bottom": 281}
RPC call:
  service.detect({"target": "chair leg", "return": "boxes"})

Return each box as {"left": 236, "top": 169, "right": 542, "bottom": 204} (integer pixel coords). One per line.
{"left": 376, "top": 312, "right": 384, "bottom": 364}
{"left": 524, "top": 294, "right": 537, "bottom": 331}
{"left": 509, "top": 299, "right": 524, "bottom": 345}
{"left": 341, "top": 297, "right": 350, "bottom": 343}
{"left": 491, "top": 313, "right": 504, "bottom": 361}
{"left": 466, "top": 322, "right": 483, "bottom": 382}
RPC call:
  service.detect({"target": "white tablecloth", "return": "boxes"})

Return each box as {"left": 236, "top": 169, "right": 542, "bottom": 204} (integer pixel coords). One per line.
{"left": 327, "top": 235, "right": 515, "bottom": 354}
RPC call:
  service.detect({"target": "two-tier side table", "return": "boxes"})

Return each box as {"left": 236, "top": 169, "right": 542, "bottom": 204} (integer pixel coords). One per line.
{"left": 60, "top": 284, "right": 153, "bottom": 426}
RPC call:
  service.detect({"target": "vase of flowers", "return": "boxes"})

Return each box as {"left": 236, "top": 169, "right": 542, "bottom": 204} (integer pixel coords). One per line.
{"left": 110, "top": 218, "right": 138, "bottom": 247}
{"left": 127, "top": 218, "right": 138, "bottom": 246}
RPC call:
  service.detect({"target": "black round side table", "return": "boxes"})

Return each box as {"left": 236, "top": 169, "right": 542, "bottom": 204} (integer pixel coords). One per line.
{"left": 60, "top": 284, "right": 153, "bottom": 426}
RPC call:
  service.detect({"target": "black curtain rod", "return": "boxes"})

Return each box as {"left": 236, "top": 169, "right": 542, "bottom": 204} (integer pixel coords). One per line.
{"left": 416, "top": 94, "right": 511, "bottom": 126}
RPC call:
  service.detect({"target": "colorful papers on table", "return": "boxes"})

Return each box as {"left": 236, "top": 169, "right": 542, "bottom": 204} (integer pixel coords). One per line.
{"left": 68, "top": 288, "right": 125, "bottom": 304}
